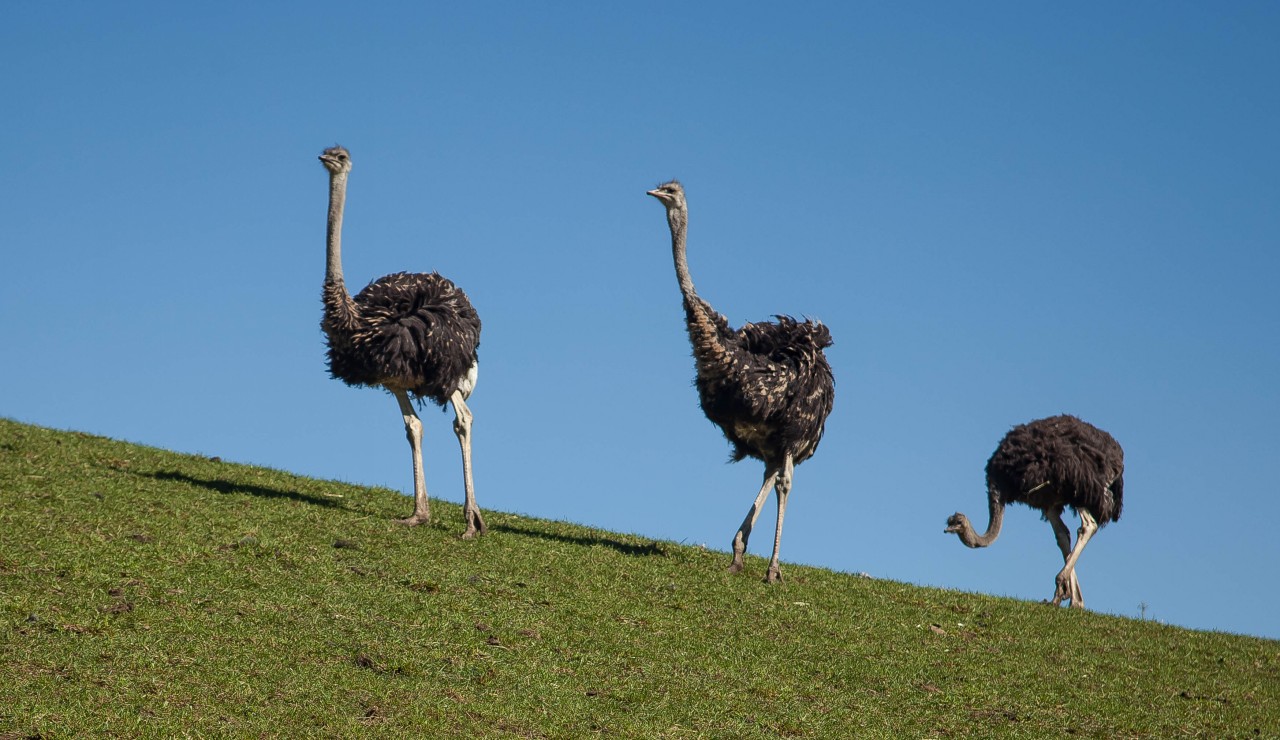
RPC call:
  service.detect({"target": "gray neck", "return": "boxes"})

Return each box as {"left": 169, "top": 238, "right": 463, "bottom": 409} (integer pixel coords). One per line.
{"left": 668, "top": 206, "right": 696, "bottom": 302}
{"left": 325, "top": 171, "right": 348, "bottom": 286}
{"left": 667, "top": 202, "right": 735, "bottom": 376}
{"left": 963, "top": 489, "right": 1006, "bottom": 548}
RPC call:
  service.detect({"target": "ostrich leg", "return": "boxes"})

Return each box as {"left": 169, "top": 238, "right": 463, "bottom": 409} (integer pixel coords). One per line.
{"left": 450, "top": 390, "right": 486, "bottom": 539}
{"left": 764, "top": 453, "right": 796, "bottom": 584}
{"left": 1048, "top": 508, "right": 1084, "bottom": 607}
{"left": 730, "top": 464, "right": 781, "bottom": 575}
{"left": 394, "top": 390, "right": 431, "bottom": 526}
{"left": 1052, "top": 508, "right": 1098, "bottom": 608}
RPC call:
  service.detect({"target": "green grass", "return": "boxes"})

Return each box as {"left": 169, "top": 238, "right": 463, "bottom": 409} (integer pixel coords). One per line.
{"left": 1, "top": 417, "right": 1277, "bottom": 737}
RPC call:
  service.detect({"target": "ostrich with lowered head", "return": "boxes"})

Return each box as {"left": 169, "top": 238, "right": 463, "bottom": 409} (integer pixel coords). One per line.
{"left": 318, "top": 145, "right": 486, "bottom": 538}
{"left": 945, "top": 414, "right": 1124, "bottom": 609}
{"left": 648, "top": 180, "right": 835, "bottom": 583}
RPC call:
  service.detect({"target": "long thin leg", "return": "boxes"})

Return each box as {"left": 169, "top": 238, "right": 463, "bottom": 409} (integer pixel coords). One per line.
{"left": 1047, "top": 508, "right": 1083, "bottom": 606}
{"left": 764, "top": 453, "right": 795, "bottom": 584}
{"left": 450, "top": 390, "right": 485, "bottom": 539}
{"left": 730, "top": 464, "right": 780, "bottom": 574}
{"left": 394, "top": 390, "right": 430, "bottom": 526}
{"left": 1052, "top": 508, "right": 1098, "bottom": 609}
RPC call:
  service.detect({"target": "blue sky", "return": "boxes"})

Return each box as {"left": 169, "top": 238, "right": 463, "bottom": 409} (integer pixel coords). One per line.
{"left": 4, "top": 2, "right": 1278, "bottom": 639}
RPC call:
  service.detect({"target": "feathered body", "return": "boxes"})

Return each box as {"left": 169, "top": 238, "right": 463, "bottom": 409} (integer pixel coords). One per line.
{"left": 649, "top": 179, "right": 834, "bottom": 582}
{"left": 318, "top": 145, "right": 485, "bottom": 536}
{"left": 322, "top": 271, "right": 480, "bottom": 406}
{"left": 986, "top": 414, "right": 1124, "bottom": 525}
{"left": 690, "top": 303, "right": 834, "bottom": 466}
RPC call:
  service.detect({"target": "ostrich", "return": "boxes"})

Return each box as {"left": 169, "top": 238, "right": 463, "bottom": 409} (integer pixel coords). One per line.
{"left": 318, "top": 145, "right": 486, "bottom": 538}
{"left": 945, "top": 414, "right": 1124, "bottom": 609}
{"left": 647, "top": 180, "right": 835, "bottom": 583}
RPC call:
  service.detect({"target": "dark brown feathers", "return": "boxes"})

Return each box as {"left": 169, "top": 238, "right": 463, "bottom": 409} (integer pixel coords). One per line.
{"left": 691, "top": 308, "right": 836, "bottom": 465}
{"left": 323, "top": 271, "right": 480, "bottom": 407}
{"left": 986, "top": 414, "right": 1124, "bottom": 524}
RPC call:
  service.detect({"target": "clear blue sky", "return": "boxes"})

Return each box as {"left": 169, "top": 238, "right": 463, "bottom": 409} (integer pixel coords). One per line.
{"left": 4, "top": 3, "right": 1277, "bottom": 639}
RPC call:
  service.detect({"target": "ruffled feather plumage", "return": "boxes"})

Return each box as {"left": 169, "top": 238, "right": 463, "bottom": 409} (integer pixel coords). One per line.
{"left": 696, "top": 312, "right": 835, "bottom": 464}
{"left": 323, "top": 271, "right": 480, "bottom": 407}
{"left": 986, "top": 414, "right": 1124, "bottom": 525}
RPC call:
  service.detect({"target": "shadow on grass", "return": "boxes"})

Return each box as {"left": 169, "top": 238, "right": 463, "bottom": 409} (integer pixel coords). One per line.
{"left": 493, "top": 521, "right": 669, "bottom": 558}
{"left": 144, "top": 470, "right": 348, "bottom": 509}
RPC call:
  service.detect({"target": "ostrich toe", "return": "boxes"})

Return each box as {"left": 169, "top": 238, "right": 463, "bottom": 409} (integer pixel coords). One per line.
{"left": 1050, "top": 571, "right": 1074, "bottom": 606}
{"left": 461, "top": 510, "right": 487, "bottom": 539}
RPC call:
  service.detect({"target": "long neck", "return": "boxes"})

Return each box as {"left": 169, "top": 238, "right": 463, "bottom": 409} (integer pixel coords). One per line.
{"left": 322, "top": 171, "right": 359, "bottom": 334}
{"left": 668, "top": 205, "right": 733, "bottom": 372}
{"left": 669, "top": 206, "right": 696, "bottom": 301}
{"left": 962, "top": 487, "right": 1006, "bottom": 548}
{"left": 326, "top": 171, "right": 348, "bottom": 287}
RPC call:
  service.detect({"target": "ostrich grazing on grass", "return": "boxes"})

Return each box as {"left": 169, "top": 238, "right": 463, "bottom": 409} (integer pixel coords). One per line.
{"left": 945, "top": 414, "right": 1124, "bottom": 609}
{"left": 648, "top": 180, "right": 835, "bottom": 583}
{"left": 318, "top": 145, "right": 485, "bottom": 538}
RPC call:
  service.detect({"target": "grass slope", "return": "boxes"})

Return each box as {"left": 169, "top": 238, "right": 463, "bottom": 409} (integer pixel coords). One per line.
{"left": 1, "top": 418, "right": 1277, "bottom": 737}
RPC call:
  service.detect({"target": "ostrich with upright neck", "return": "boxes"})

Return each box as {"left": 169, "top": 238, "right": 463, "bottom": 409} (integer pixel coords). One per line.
{"left": 946, "top": 414, "right": 1125, "bottom": 608}
{"left": 319, "top": 145, "right": 486, "bottom": 538}
{"left": 648, "top": 180, "right": 835, "bottom": 583}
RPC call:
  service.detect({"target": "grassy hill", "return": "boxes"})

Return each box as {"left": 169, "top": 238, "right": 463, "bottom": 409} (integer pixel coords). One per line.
{"left": 2, "top": 417, "right": 1276, "bottom": 737}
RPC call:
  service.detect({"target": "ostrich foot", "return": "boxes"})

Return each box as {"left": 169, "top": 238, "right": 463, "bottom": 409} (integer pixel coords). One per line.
{"left": 461, "top": 510, "right": 487, "bottom": 540}
{"left": 1049, "top": 572, "right": 1074, "bottom": 607}
{"left": 397, "top": 512, "right": 431, "bottom": 527}
{"left": 728, "top": 538, "right": 748, "bottom": 574}
{"left": 1064, "top": 570, "right": 1085, "bottom": 609}
{"left": 1066, "top": 579, "right": 1086, "bottom": 609}
{"left": 765, "top": 564, "right": 783, "bottom": 583}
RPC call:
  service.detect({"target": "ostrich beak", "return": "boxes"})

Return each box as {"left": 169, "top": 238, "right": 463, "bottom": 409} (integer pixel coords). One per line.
{"left": 646, "top": 189, "right": 662, "bottom": 199}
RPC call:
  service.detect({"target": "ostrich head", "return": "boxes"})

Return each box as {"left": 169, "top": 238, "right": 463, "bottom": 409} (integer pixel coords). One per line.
{"left": 319, "top": 145, "right": 352, "bottom": 175}
{"left": 944, "top": 513, "right": 970, "bottom": 537}
{"left": 944, "top": 508, "right": 1002, "bottom": 549}
{"left": 646, "top": 180, "right": 686, "bottom": 212}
